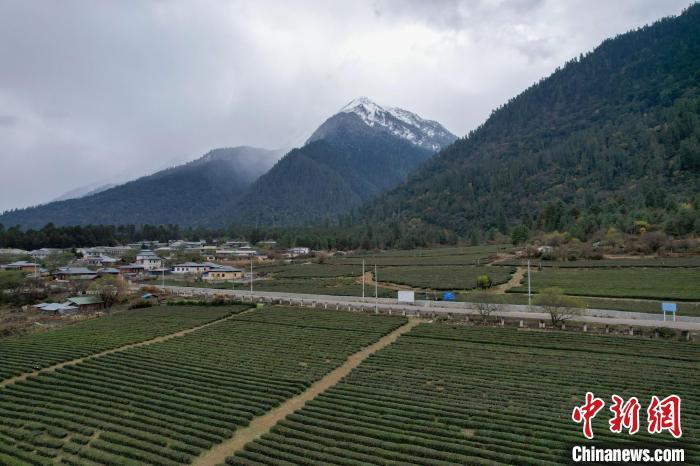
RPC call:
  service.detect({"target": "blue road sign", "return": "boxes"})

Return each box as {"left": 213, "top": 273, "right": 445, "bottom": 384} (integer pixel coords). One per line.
{"left": 662, "top": 302, "right": 677, "bottom": 313}
{"left": 443, "top": 292, "right": 455, "bottom": 301}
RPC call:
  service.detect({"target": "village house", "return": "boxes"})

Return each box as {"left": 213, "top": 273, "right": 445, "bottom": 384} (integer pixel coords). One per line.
{"left": 66, "top": 295, "right": 105, "bottom": 312}
{"left": 202, "top": 266, "right": 244, "bottom": 282}
{"left": 127, "top": 241, "right": 166, "bottom": 250}
{"left": 119, "top": 263, "right": 145, "bottom": 277}
{"left": 28, "top": 248, "right": 61, "bottom": 260}
{"left": 225, "top": 240, "right": 250, "bottom": 248}
{"left": 84, "top": 255, "right": 119, "bottom": 267}
{"left": 172, "top": 262, "right": 211, "bottom": 275}
{"left": 34, "top": 302, "right": 79, "bottom": 315}
{"left": 135, "top": 250, "right": 162, "bottom": 270}
{"left": 79, "top": 246, "right": 133, "bottom": 258}
{"left": 215, "top": 249, "right": 236, "bottom": 259}
{"left": 52, "top": 267, "right": 98, "bottom": 281}
{"left": 286, "top": 247, "right": 311, "bottom": 258}
{"left": 2, "top": 261, "right": 41, "bottom": 273}
{"left": 169, "top": 240, "right": 205, "bottom": 250}
{"left": 145, "top": 267, "right": 170, "bottom": 277}
{"left": 154, "top": 247, "right": 173, "bottom": 257}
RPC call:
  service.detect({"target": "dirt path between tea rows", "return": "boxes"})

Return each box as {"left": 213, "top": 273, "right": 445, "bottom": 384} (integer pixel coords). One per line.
{"left": 193, "top": 317, "right": 421, "bottom": 466}
{"left": 489, "top": 266, "right": 527, "bottom": 293}
{"left": 0, "top": 308, "right": 252, "bottom": 388}
{"left": 358, "top": 271, "right": 417, "bottom": 291}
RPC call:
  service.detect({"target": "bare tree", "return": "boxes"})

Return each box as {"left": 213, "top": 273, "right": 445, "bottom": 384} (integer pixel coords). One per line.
{"left": 533, "top": 287, "right": 585, "bottom": 326}
{"left": 470, "top": 291, "right": 500, "bottom": 322}
{"left": 89, "top": 275, "right": 129, "bottom": 308}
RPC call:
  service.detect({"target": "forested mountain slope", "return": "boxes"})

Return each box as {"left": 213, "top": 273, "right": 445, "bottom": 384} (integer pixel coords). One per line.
{"left": 0, "top": 147, "right": 282, "bottom": 228}
{"left": 365, "top": 5, "right": 700, "bottom": 240}
{"left": 221, "top": 99, "right": 456, "bottom": 226}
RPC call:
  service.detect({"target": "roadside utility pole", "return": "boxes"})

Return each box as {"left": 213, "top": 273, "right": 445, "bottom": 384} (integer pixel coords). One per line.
{"left": 362, "top": 259, "right": 365, "bottom": 302}
{"left": 527, "top": 259, "right": 531, "bottom": 309}
{"left": 374, "top": 264, "right": 378, "bottom": 313}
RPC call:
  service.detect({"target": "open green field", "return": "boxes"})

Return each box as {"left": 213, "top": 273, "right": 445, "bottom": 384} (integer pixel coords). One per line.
{"left": 0, "top": 305, "right": 239, "bottom": 381}
{"left": 228, "top": 324, "right": 700, "bottom": 465}
{"left": 0, "top": 306, "right": 406, "bottom": 465}
{"left": 510, "top": 268, "right": 700, "bottom": 301}
{"left": 377, "top": 265, "right": 514, "bottom": 290}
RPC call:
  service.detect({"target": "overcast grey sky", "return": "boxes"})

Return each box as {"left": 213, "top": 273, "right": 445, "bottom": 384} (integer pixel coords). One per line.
{"left": 0, "top": 0, "right": 692, "bottom": 212}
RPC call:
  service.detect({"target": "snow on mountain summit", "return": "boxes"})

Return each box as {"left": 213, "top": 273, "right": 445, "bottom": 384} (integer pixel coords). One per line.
{"left": 336, "top": 97, "right": 457, "bottom": 151}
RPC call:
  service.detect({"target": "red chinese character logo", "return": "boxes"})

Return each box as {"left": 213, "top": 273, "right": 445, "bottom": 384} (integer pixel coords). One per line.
{"left": 609, "top": 395, "right": 640, "bottom": 434}
{"left": 572, "top": 392, "right": 605, "bottom": 439}
{"left": 647, "top": 395, "right": 682, "bottom": 438}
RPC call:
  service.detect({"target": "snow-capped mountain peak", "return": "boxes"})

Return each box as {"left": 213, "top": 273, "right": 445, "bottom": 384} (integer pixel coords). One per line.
{"left": 335, "top": 97, "right": 456, "bottom": 151}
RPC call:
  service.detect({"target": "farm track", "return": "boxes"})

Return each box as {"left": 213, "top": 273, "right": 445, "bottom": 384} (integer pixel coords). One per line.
{"left": 358, "top": 271, "right": 415, "bottom": 291}
{"left": 490, "top": 266, "right": 526, "bottom": 293}
{"left": 0, "top": 307, "right": 254, "bottom": 388}
{"left": 192, "top": 317, "right": 421, "bottom": 466}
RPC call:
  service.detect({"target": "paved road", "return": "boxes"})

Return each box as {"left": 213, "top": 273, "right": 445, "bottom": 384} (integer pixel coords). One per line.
{"left": 153, "top": 285, "right": 700, "bottom": 332}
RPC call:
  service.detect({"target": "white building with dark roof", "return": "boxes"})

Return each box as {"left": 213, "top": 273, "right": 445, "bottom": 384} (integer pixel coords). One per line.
{"left": 135, "top": 250, "right": 162, "bottom": 270}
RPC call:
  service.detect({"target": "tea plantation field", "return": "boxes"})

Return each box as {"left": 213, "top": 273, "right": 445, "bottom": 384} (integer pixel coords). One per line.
{"left": 0, "top": 307, "right": 406, "bottom": 465}
{"left": 0, "top": 305, "right": 240, "bottom": 382}
{"left": 458, "top": 290, "right": 700, "bottom": 316}
{"left": 377, "top": 265, "right": 514, "bottom": 290}
{"left": 497, "top": 256, "right": 700, "bottom": 268}
{"left": 228, "top": 324, "right": 699, "bottom": 465}
{"left": 257, "top": 264, "right": 360, "bottom": 278}
{"left": 328, "top": 244, "right": 508, "bottom": 266}
{"left": 253, "top": 278, "right": 395, "bottom": 298}
{"left": 510, "top": 267, "right": 700, "bottom": 300}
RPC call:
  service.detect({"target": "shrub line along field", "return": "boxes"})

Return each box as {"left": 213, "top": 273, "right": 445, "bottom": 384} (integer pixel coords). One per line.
{"left": 0, "top": 306, "right": 241, "bottom": 383}
{"left": 226, "top": 324, "right": 699, "bottom": 465}
{"left": 0, "top": 306, "right": 407, "bottom": 465}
